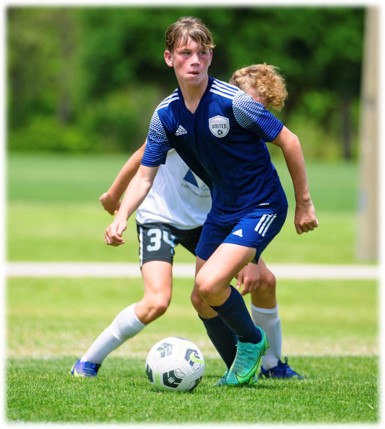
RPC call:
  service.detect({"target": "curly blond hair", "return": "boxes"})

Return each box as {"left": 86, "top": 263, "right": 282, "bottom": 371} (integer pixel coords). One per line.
{"left": 229, "top": 64, "right": 288, "bottom": 111}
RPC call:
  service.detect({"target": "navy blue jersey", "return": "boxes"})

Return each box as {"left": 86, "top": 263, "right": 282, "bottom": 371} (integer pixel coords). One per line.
{"left": 142, "top": 77, "right": 288, "bottom": 222}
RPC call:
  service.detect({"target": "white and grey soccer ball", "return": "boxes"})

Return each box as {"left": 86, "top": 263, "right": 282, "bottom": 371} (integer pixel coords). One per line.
{"left": 145, "top": 336, "right": 205, "bottom": 392}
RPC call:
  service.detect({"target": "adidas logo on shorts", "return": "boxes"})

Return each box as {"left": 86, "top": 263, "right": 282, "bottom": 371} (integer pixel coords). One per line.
{"left": 232, "top": 229, "right": 243, "bottom": 237}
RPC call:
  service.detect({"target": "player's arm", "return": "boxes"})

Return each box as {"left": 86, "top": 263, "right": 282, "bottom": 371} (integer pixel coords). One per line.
{"left": 99, "top": 142, "right": 147, "bottom": 214}
{"left": 105, "top": 164, "right": 159, "bottom": 246}
{"left": 271, "top": 126, "right": 319, "bottom": 234}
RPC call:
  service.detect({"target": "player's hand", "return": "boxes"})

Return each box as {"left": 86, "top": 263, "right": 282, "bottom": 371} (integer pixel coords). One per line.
{"left": 235, "top": 263, "right": 261, "bottom": 296}
{"left": 294, "top": 200, "right": 319, "bottom": 234}
{"left": 99, "top": 192, "right": 120, "bottom": 215}
{"left": 105, "top": 219, "right": 127, "bottom": 246}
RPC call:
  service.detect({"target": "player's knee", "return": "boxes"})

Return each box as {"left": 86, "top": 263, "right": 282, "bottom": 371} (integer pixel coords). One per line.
{"left": 146, "top": 296, "right": 170, "bottom": 320}
{"left": 155, "top": 298, "right": 170, "bottom": 317}
{"left": 190, "top": 289, "right": 205, "bottom": 312}
{"left": 194, "top": 276, "right": 213, "bottom": 301}
{"left": 256, "top": 269, "right": 276, "bottom": 294}
{"left": 264, "top": 269, "right": 276, "bottom": 289}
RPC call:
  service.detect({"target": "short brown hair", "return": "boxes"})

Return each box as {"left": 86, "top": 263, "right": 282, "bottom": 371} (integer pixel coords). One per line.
{"left": 230, "top": 64, "right": 288, "bottom": 111}
{"left": 165, "top": 16, "right": 215, "bottom": 52}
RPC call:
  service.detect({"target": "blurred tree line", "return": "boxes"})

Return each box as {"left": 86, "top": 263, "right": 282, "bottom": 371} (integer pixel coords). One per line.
{"left": 7, "top": 6, "right": 365, "bottom": 160}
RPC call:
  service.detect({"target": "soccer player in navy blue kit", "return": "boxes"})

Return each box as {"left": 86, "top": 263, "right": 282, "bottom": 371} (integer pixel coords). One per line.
{"left": 105, "top": 17, "right": 318, "bottom": 386}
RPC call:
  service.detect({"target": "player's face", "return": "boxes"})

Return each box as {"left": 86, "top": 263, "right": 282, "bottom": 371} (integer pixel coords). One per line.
{"left": 164, "top": 38, "right": 212, "bottom": 87}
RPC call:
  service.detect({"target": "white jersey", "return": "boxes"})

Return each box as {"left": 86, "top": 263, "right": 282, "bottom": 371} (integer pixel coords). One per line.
{"left": 136, "top": 149, "right": 211, "bottom": 229}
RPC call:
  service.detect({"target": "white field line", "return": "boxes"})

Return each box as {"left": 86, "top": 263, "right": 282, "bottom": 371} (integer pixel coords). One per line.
{"left": 5, "top": 262, "right": 380, "bottom": 280}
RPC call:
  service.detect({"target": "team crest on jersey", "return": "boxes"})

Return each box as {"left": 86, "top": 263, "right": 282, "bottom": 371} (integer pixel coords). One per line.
{"left": 209, "top": 115, "right": 230, "bottom": 138}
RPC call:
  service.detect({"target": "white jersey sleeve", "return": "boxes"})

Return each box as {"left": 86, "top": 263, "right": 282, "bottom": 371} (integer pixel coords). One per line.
{"left": 136, "top": 150, "right": 212, "bottom": 229}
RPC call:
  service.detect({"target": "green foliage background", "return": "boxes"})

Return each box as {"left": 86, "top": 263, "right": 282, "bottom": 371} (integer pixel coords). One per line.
{"left": 7, "top": 6, "right": 365, "bottom": 159}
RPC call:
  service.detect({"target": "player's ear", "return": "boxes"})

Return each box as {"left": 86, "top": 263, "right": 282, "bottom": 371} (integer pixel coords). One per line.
{"left": 207, "top": 50, "right": 213, "bottom": 68}
{"left": 164, "top": 50, "right": 173, "bottom": 67}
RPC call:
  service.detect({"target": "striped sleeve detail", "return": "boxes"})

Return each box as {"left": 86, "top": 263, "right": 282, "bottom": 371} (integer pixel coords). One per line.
{"left": 142, "top": 91, "right": 179, "bottom": 167}
{"left": 141, "top": 111, "right": 170, "bottom": 167}
{"left": 157, "top": 90, "right": 179, "bottom": 110}
{"left": 232, "top": 91, "right": 283, "bottom": 142}
{"left": 209, "top": 79, "right": 239, "bottom": 100}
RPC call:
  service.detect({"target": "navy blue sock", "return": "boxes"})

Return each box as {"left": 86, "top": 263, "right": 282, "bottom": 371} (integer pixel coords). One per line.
{"left": 211, "top": 285, "right": 262, "bottom": 344}
{"left": 199, "top": 315, "right": 237, "bottom": 369}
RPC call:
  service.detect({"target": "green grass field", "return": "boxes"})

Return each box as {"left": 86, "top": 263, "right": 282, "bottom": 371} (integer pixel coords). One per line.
{"left": 7, "top": 153, "right": 361, "bottom": 263}
{"left": 5, "top": 153, "right": 380, "bottom": 424}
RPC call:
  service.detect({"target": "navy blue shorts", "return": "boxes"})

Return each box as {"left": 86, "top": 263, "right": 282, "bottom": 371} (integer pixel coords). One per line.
{"left": 195, "top": 208, "right": 287, "bottom": 262}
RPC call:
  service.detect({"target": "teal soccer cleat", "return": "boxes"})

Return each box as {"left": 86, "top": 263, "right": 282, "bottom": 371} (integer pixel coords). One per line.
{"left": 225, "top": 328, "right": 269, "bottom": 386}
{"left": 70, "top": 359, "right": 101, "bottom": 377}
{"left": 215, "top": 369, "right": 258, "bottom": 386}
{"left": 215, "top": 369, "right": 229, "bottom": 386}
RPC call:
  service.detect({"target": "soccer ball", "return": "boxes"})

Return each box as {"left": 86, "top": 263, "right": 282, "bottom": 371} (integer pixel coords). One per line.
{"left": 145, "top": 336, "right": 205, "bottom": 392}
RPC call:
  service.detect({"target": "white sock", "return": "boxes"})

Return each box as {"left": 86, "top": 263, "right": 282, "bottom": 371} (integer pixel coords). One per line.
{"left": 82, "top": 304, "right": 145, "bottom": 364}
{"left": 251, "top": 304, "right": 282, "bottom": 370}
